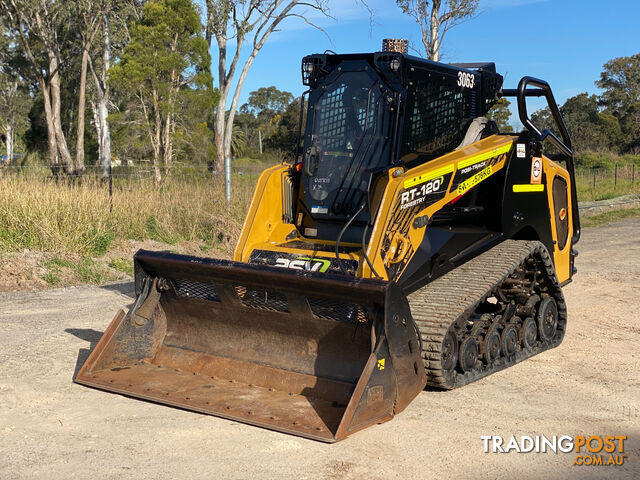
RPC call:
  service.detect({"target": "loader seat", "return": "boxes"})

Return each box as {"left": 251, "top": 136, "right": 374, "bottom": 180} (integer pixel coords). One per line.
{"left": 455, "top": 117, "right": 499, "bottom": 150}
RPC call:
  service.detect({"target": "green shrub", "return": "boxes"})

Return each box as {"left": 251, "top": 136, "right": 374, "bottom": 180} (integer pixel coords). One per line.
{"left": 108, "top": 258, "right": 134, "bottom": 276}
{"left": 90, "top": 229, "right": 115, "bottom": 256}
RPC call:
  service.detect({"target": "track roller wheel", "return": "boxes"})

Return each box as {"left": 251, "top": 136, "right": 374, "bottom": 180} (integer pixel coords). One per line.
{"left": 521, "top": 317, "right": 537, "bottom": 349}
{"left": 501, "top": 324, "right": 518, "bottom": 357}
{"left": 441, "top": 329, "right": 458, "bottom": 375}
{"left": 458, "top": 337, "right": 478, "bottom": 372}
{"left": 483, "top": 323, "right": 501, "bottom": 364}
{"left": 537, "top": 297, "right": 558, "bottom": 341}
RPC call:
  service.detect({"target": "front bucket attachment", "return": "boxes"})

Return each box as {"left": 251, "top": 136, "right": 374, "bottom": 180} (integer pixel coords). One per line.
{"left": 76, "top": 250, "right": 426, "bottom": 442}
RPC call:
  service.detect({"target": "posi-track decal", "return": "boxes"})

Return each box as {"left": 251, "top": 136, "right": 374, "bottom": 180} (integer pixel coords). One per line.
{"left": 448, "top": 144, "right": 513, "bottom": 194}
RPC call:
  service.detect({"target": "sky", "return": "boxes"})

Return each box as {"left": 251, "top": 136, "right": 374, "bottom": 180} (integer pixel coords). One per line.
{"left": 211, "top": 0, "right": 640, "bottom": 129}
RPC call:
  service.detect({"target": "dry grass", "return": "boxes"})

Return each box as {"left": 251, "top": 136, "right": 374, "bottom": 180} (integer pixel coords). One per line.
{"left": 0, "top": 173, "right": 255, "bottom": 256}
{"left": 1, "top": 164, "right": 637, "bottom": 259}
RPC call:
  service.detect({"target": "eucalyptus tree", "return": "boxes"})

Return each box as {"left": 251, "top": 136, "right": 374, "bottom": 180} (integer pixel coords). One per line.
{"left": 205, "top": 0, "right": 332, "bottom": 172}
{"left": 396, "top": 0, "right": 478, "bottom": 61}
{"left": 0, "top": 0, "right": 76, "bottom": 174}
{"left": 0, "top": 20, "right": 32, "bottom": 168}
{"left": 110, "top": 0, "right": 213, "bottom": 183}
{"left": 0, "top": 73, "right": 32, "bottom": 167}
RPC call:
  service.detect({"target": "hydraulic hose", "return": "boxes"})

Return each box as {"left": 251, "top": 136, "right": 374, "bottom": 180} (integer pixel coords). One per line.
{"left": 335, "top": 203, "right": 367, "bottom": 275}
{"left": 361, "top": 223, "right": 381, "bottom": 278}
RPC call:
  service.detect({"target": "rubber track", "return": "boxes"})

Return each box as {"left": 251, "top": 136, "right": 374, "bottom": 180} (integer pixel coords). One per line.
{"left": 407, "top": 240, "right": 567, "bottom": 389}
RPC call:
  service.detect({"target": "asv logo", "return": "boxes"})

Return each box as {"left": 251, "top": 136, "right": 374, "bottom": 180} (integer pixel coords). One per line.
{"left": 274, "top": 256, "right": 331, "bottom": 272}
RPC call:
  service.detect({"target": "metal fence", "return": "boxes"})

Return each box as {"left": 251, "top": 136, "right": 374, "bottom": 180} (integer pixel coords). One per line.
{"left": 575, "top": 165, "right": 637, "bottom": 188}
{"left": 2, "top": 162, "right": 637, "bottom": 190}
{"left": 0, "top": 163, "right": 269, "bottom": 181}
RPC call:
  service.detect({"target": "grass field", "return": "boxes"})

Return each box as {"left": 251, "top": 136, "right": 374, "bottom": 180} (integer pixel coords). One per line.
{"left": 0, "top": 172, "right": 254, "bottom": 256}
{"left": 575, "top": 165, "right": 640, "bottom": 201}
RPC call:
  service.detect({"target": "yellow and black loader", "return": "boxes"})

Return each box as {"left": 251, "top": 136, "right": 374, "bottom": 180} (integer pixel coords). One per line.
{"left": 76, "top": 39, "right": 580, "bottom": 442}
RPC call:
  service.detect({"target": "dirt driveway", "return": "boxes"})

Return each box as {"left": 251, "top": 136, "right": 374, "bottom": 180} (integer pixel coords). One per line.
{"left": 1, "top": 218, "right": 639, "bottom": 479}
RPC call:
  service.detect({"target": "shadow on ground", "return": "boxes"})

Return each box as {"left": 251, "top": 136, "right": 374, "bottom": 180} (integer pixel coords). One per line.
{"left": 100, "top": 281, "right": 135, "bottom": 297}
{"left": 65, "top": 328, "right": 103, "bottom": 379}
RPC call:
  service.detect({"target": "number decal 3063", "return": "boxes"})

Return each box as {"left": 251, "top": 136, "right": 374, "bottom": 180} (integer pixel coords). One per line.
{"left": 457, "top": 71, "right": 475, "bottom": 89}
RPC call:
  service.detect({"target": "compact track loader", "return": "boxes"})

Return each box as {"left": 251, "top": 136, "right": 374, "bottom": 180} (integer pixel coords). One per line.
{"left": 76, "top": 39, "right": 580, "bottom": 442}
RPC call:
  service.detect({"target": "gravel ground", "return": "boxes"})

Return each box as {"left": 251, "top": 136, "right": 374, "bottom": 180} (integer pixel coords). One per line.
{"left": 1, "top": 217, "right": 639, "bottom": 480}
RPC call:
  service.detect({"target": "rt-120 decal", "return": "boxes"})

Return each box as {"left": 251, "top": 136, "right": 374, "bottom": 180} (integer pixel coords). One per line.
{"left": 400, "top": 170, "right": 453, "bottom": 210}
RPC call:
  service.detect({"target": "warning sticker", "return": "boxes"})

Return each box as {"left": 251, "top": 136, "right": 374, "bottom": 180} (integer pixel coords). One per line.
{"left": 531, "top": 157, "right": 542, "bottom": 184}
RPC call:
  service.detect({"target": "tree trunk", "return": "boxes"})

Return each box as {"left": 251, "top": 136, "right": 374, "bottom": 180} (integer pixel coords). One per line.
{"left": 222, "top": 50, "right": 259, "bottom": 161}
{"left": 212, "top": 32, "right": 229, "bottom": 175}
{"left": 6, "top": 123, "right": 13, "bottom": 165}
{"left": 214, "top": 94, "right": 226, "bottom": 173}
{"left": 75, "top": 45, "right": 90, "bottom": 176}
{"left": 162, "top": 57, "right": 178, "bottom": 177}
{"left": 91, "top": 100, "right": 102, "bottom": 149}
{"left": 92, "top": 9, "right": 112, "bottom": 180}
{"left": 152, "top": 88, "right": 162, "bottom": 184}
{"left": 101, "top": 10, "right": 112, "bottom": 179}
{"left": 429, "top": 1, "right": 441, "bottom": 62}
{"left": 97, "top": 96, "right": 111, "bottom": 177}
{"left": 40, "top": 79, "right": 60, "bottom": 174}
{"left": 48, "top": 55, "right": 74, "bottom": 175}
{"left": 162, "top": 111, "right": 172, "bottom": 176}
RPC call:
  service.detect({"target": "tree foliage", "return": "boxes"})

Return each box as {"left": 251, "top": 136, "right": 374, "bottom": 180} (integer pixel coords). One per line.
{"left": 0, "top": 0, "right": 77, "bottom": 173}
{"left": 531, "top": 93, "right": 624, "bottom": 154}
{"left": 0, "top": 20, "right": 32, "bottom": 163}
{"left": 529, "top": 53, "right": 640, "bottom": 155}
{"left": 596, "top": 53, "right": 640, "bottom": 117}
{"left": 110, "top": 0, "right": 215, "bottom": 181}
{"left": 486, "top": 98, "right": 513, "bottom": 133}
{"left": 0, "top": 1, "right": 638, "bottom": 171}
{"left": 243, "top": 86, "right": 293, "bottom": 119}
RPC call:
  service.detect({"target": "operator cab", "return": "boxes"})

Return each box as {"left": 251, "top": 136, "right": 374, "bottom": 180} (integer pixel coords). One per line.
{"left": 293, "top": 41, "right": 503, "bottom": 245}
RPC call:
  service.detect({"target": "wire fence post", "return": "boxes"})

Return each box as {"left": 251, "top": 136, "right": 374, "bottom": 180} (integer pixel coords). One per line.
{"left": 633, "top": 164, "right": 636, "bottom": 185}
{"left": 109, "top": 157, "right": 113, "bottom": 213}
{"left": 614, "top": 163, "right": 618, "bottom": 188}
{"left": 225, "top": 156, "right": 231, "bottom": 207}
{"left": 593, "top": 169, "right": 596, "bottom": 189}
